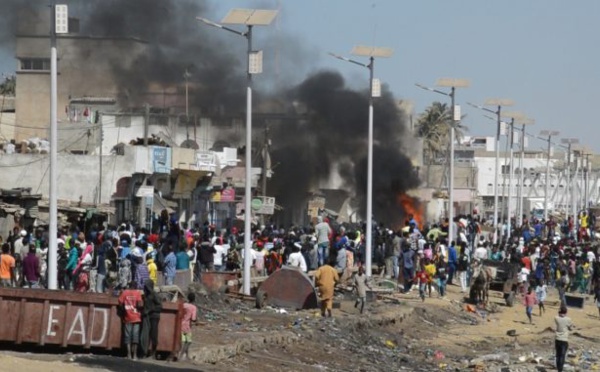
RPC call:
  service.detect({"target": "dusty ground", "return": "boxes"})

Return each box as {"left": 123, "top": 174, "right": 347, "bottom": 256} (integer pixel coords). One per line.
{"left": 1, "top": 282, "right": 599, "bottom": 371}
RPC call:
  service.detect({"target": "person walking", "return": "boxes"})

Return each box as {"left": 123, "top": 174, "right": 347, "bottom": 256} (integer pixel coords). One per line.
{"left": 457, "top": 249, "right": 469, "bottom": 293}
{"left": 523, "top": 286, "right": 537, "bottom": 324}
{"left": 353, "top": 266, "right": 371, "bottom": 314}
{"left": 314, "top": 261, "right": 339, "bottom": 318}
{"left": 535, "top": 279, "right": 547, "bottom": 316}
{"left": 554, "top": 307, "right": 573, "bottom": 372}
{"left": 315, "top": 216, "right": 332, "bottom": 267}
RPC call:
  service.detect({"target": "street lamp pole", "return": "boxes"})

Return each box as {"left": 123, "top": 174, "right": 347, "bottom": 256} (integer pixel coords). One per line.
{"left": 330, "top": 45, "right": 393, "bottom": 277}
{"left": 198, "top": 8, "right": 277, "bottom": 295}
{"left": 415, "top": 78, "right": 470, "bottom": 247}
{"left": 561, "top": 138, "right": 579, "bottom": 231}
{"left": 501, "top": 111, "right": 534, "bottom": 234}
{"left": 468, "top": 99, "right": 514, "bottom": 244}
{"left": 48, "top": 3, "right": 68, "bottom": 290}
{"left": 540, "top": 130, "right": 560, "bottom": 221}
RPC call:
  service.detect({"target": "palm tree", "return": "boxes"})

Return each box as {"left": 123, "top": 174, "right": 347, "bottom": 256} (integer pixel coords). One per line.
{"left": 0, "top": 75, "right": 16, "bottom": 96}
{"left": 416, "top": 101, "right": 467, "bottom": 164}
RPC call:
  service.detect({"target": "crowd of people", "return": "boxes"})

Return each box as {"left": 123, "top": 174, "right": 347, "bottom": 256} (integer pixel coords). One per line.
{"left": 0, "top": 207, "right": 596, "bottom": 367}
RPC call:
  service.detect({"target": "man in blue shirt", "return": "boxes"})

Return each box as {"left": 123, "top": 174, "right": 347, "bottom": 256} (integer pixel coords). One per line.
{"left": 163, "top": 246, "right": 177, "bottom": 286}
{"left": 176, "top": 246, "right": 191, "bottom": 271}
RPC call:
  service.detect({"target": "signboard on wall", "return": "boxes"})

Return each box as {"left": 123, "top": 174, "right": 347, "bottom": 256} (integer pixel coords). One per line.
{"left": 152, "top": 147, "right": 171, "bottom": 174}
{"left": 256, "top": 196, "right": 275, "bottom": 215}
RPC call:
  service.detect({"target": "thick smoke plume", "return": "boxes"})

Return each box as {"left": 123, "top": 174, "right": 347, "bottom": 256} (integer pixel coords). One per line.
{"left": 269, "top": 71, "right": 420, "bottom": 226}
{"left": 0, "top": 0, "right": 420, "bottom": 226}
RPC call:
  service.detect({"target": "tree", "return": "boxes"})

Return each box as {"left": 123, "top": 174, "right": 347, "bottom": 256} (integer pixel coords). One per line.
{"left": 416, "top": 101, "right": 467, "bottom": 164}
{"left": 0, "top": 75, "right": 16, "bottom": 96}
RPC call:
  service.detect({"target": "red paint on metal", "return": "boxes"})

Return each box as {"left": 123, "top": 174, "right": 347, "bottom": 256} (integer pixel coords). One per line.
{"left": 258, "top": 266, "right": 318, "bottom": 310}
{"left": 0, "top": 288, "right": 182, "bottom": 352}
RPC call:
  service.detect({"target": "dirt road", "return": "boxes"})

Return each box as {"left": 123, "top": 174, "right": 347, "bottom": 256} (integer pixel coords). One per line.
{"left": 1, "top": 282, "right": 598, "bottom": 371}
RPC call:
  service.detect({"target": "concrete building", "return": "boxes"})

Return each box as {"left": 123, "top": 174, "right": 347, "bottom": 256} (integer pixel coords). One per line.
{"left": 13, "top": 9, "right": 146, "bottom": 141}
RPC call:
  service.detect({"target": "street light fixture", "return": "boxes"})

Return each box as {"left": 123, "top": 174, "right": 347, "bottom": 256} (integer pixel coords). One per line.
{"left": 415, "top": 78, "right": 470, "bottom": 246}
{"left": 539, "top": 130, "right": 560, "bottom": 221}
{"left": 198, "top": 8, "right": 278, "bottom": 296}
{"left": 330, "top": 45, "right": 393, "bottom": 277}
{"left": 467, "top": 98, "right": 514, "bottom": 243}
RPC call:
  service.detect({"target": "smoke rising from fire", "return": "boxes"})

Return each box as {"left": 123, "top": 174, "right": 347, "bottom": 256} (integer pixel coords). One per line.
{"left": 0, "top": 0, "right": 421, "bottom": 226}
{"left": 269, "top": 71, "right": 421, "bottom": 226}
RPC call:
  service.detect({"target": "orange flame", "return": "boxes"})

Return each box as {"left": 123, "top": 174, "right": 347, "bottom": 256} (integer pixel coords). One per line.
{"left": 397, "top": 194, "right": 424, "bottom": 229}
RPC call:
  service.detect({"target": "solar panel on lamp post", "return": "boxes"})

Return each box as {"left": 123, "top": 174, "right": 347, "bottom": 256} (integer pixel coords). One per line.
{"left": 539, "top": 130, "right": 560, "bottom": 222}
{"left": 329, "top": 45, "right": 393, "bottom": 277}
{"left": 467, "top": 99, "right": 514, "bottom": 244}
{"left": 415, "top": 78, "right": 470, "bottom": 247}
{"left": 561, "top": 138, "right": 579, "bottom": 233}
{"left": 198, "top": 8, "right": 278, "bottom": 296}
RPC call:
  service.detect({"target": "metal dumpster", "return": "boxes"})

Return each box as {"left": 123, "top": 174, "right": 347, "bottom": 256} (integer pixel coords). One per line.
{"left": 0, "top": 288, "right": 182, "bottom": 352}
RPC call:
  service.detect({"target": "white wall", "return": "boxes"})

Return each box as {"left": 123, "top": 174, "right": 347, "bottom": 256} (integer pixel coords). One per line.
{"left": 0, "top": 152, "right": 135, "bottom": 204}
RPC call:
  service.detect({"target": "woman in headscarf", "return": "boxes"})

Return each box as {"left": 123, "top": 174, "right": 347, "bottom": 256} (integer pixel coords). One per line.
{"left": 74, "top": 244, "right": 93, "bottom": 292}
{"left": 141, "top": 279, "right": 162, "bottom": 358}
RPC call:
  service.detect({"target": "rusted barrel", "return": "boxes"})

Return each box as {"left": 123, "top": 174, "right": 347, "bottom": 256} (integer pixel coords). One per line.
{"left": 0, "top": 288, "right": 182, "bottom": 352}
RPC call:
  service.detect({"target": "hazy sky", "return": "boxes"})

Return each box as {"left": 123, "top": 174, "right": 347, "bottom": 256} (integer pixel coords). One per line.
{"left": 2, "top": 0, "right": 599, "bottom": 152}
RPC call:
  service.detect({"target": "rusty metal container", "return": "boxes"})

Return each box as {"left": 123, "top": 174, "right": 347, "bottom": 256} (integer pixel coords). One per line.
{"left": 0, "top": 288, "right": 182, "bottom": 352}
{"left": 256, "top": 266, "right": 318, "bottom": 310}
{"left": 200, "top": 271, "right": 238, "bottom": 292}
{"left": 157, "top": 269, "right": 192, "bottom": 292}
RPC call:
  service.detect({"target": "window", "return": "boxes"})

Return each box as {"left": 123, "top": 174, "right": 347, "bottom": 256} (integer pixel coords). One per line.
{"left": 20, "top": 58, "right": 51, "bottom": 71}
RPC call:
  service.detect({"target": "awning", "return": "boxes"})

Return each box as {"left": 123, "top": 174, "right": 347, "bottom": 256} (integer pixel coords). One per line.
{"left": 153, "top": 193, "right": 177, "bottom": 214}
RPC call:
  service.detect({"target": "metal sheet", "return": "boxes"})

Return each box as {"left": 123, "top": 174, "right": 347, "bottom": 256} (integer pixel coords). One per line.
{"left": 257, "top": 266, "right": 318, "bottom": 310}
{"left": 0, "top": 288, "right": 182, "bottom": 352}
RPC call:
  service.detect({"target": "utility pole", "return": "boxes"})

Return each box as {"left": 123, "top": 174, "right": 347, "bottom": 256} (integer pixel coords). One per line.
{"left": 48, "top": 3, "right": 69, "bottom": 290}
{"left": 467, "top": 99, "right": 514, "bottom": 244}
{"left": 415, "top": 78, "right": 470, "bottom": 247}
{"left": 98, "top": 112, "right": 103, "bottom": 205}
{"left": 260, "top": 126, "right": 270, "bottom": 225}
{"left": 540, "top": 130, "right": 559, "bottom": 221}
{"left": 144, "top": 103, "right": 150, "bottom": 146}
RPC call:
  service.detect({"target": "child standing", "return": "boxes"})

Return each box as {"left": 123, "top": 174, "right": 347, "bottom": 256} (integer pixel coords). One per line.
{"left": 415, "top": 266, "right": 428, "bottom": 302}
{"left": 353, "top": 266, "right": 372, "bottom": 314}
{"left": 424, "top": 258, "right": 436, "bottom": 297}
{"left": 523, "top": 286, "right": 537, "bottom": 324}
{"left": 179, "top": 293, "right": 198, "bottom": 361}
{"left": 535, "top": 280, "right": 547, "bottom": 316}
{"left": 436, "top": 260, "right": 448, "bottom": 298}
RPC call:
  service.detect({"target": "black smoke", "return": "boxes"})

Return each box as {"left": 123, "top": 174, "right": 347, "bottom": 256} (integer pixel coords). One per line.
{"left": 0, "top": 1, "right": 420, "bottom": 226}
{"left": 269, "top": 71, "right": 420, "bottom": 226}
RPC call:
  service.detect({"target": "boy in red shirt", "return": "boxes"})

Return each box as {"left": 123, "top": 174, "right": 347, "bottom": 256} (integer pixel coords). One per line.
{"left": 118, "top": 282, "right": 144, "bottom": 360}
{"left": 179, "top": 292, "right": 198, "bottom": 361}
{"left": 415, "top": 267, "right": 428, "bottom": 302}
{"left": 523, "top": 286, "right": 537, "bottom": 324}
